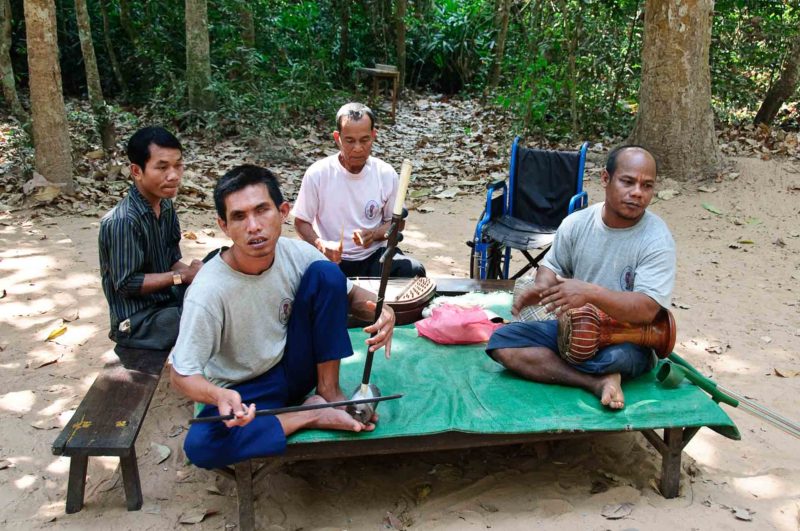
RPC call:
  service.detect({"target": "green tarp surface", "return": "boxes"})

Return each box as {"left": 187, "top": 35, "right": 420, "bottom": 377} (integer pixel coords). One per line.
{"left": 289, "top": 292, "right": 740, "bottom": 444}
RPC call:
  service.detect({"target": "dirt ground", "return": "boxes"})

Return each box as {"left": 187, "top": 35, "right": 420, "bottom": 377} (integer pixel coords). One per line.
{"left": 1, "top": 147, "right": 800, "bottom": 530}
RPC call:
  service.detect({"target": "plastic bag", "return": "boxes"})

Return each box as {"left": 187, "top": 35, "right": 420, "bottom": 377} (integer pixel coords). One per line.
{"left": 415, "top": 303, "right": 504, "bottom": 345}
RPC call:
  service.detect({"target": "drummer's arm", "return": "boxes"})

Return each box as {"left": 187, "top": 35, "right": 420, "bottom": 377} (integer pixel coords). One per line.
{"left": 589, "top": 289, "right": 661, "bottom": 325}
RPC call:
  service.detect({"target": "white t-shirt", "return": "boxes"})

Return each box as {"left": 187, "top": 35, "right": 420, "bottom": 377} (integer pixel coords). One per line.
{"left": 291, "top": 154, "right": 398, "bottom": 260}
{"left": 169, "top": 237, "right": 353, "bottom": 388}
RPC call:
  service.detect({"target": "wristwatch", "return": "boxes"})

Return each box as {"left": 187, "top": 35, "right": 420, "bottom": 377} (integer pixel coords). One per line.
{"left": 172, "top": 272, "right": 183, "bottom": 286}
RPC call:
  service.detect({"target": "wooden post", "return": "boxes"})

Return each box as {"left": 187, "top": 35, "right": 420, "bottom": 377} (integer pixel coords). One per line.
{"left": 235, "top": 460, "right": 256, "bottom": 531}
{"left": 120, "top": 449, "right": 143, "bottom": 511}
{"left": 660, "top": 427, "right": 683, "bottom": 498}
{"left": 65, "top": 455, "right": 88, "bottom": 513}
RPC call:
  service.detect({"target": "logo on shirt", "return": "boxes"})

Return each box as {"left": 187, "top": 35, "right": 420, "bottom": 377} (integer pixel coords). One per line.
{"left": 620, "top": 266, "right": 635, "bottom": 291}
{"left": 364, "top": 200, "right": 380, "bottom": 220}
{"left": 279, "top": 298, "right": 293, "bottom": 325}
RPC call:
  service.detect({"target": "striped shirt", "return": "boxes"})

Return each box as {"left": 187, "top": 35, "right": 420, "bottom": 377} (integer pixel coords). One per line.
{"left": 99, "top": 184, "right": 182, "bottom": 333}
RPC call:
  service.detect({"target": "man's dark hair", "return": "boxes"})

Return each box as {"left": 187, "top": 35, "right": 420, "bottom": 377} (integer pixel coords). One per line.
{"left": 605, "top": 145, "right": 658, "bottom": 177}
{"left": 214, "top": 164, "right": 284, "bottom": 221}
{"left": 336, "top": 102, "right": 376, "bottom": 131}
{"left": 126, "top": 126, "right": 182, "bottom": 170}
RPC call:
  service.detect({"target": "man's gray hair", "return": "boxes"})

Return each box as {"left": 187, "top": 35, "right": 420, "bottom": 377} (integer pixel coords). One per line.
{"left": 336, "top": 103, "right": 376, "bottom": 131}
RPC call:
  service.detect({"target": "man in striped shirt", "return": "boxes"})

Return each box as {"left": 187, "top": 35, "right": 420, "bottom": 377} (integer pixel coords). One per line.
{"left": 99, "top": 127, "right": 203, "bottom": 351}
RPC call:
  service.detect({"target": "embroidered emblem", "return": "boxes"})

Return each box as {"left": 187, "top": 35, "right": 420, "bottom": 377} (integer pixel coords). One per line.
{"left": 279, "top": 298, "right": 293, "bottom": 325}
{"left": 364, "top": 200, "right": 380, "bottom": 220}
{"left": 620, "top": 266, "right": 635, "bottom": 291}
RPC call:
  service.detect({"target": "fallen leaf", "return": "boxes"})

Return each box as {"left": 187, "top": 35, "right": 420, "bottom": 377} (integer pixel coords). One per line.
{"left": 760, "top": 336, "right": 772, "bottom": 344}
{"left": 142, "top": 503, "right": 161, "bottom": 515}
{"left": 737, "top": 239, "right": 754, "bottom": 244}
{"left": 733, "top": 507, "right": 754, "bottom": 521}
{"left": 657, "top": 189, "right": 679, "bottom": 200}
{"left": 0, "top": 459, "right": 14, "bottom": 470}
{"left": 774, "top": 368, "right": 800, "bottom": 378}
{"left": 205, "top": 483, "right": 223, "bottom": 495}
{"left": 705, "top": 345, "right": 723, "bottom": 354}
{"left": 30, "top": 417, "right": 61, "bottom": 430}
{"left": 167, "top": 425, "right": 184, "bottom": 438}
{"left": 384, "top": 510, "right": 403, "bottom": 530}
{"left": 702, "top": 202, "right": 723, "bottom": 215}
{"left": 698, "top": 186, "right": 717, "bottom": 193}
{"left": 672, "top": 302, "right": 691, "bottom": 310}
{"left": 151, "top": 442, "right": 171, "bottom": 464}
{"left": 183, "top": 231, "right": 198, "bottom": 240}
{"left": 601, "top": 502, "right": 634, "bottom": 519}
{"left": 34, "top": 354, "right": 62, "bottom": 369}
{"left": 86, "top": 149, "right": 105, "bottom": 160}
{"left": 1, "top": 289, "right": 6, "bottom": 299}
{"left": 415, "top": 483, "right": 432, "bottom": 504}
{"left": 61, "top": 309, "right": 80, "bottom": 322}
{"left": 178, "top": 507, "right": 218, "bottom": 524}
{"left": 45, "top": 324, "right": 67, "bottom": 341}
{"left": 202, "top": 229, "right": 215, "bottom": 237}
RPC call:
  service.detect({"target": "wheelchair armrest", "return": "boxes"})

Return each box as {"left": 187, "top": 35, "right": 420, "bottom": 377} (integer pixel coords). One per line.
{"left": 568, "top": 191, "right": 588, "bottom": 214}
{"left": 486, "top": 179, "right": 506, "bottom": 191}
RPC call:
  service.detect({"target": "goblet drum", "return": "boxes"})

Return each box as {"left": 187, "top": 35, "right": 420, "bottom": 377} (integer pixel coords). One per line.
{"left": 556, "top": 304, "right": 676, "bottom": 365}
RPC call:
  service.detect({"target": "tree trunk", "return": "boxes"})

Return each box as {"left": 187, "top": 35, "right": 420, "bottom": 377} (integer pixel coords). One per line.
{"left": 394, "top": 0, "right": 406, "bottom": 90}
{"left": 99, "top": 0, "right": 127, "bottom": 100}
{"left": 239, "top": 0, "right": 255, "bottom": 48}
{"left": 75, "top": 0, "right": 115, "bottom": 151}
{"left": 628, "top": 0, "right": 718, "bottom": 181}
{"left": 754, "top": 34, "right": 800, "bottom": 126}
{"left": 336, "top": 0, "right": 350, "bottom": 77}
{"left": 24, "top": 0, "right": 73, "bottom": 192}
{"left": 118, "top": 0, "right": 137, "bottom": 48}
{"left": 0, "top": 0, "right": 27, "bottom": 119}
{"left": 487, "top": 0, "right": 511, "bottom": 91}
{"left": 185, "top": 0, "right": 213, "bottom": 111}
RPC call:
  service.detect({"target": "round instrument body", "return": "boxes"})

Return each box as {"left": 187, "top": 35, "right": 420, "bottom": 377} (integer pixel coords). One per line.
{"left": 347, "top": 383, "right": 381, "bottom": 423}
{"left": 557, "top": 304, "right": 602, "bottom": 364}
{"left": 348, "top": 277, "right": 436, "bottom": 326}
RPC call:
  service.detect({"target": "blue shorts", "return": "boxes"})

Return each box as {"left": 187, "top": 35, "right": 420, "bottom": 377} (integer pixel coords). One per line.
{"left": 486, "top": 320, "right": 656, "bottom": 379}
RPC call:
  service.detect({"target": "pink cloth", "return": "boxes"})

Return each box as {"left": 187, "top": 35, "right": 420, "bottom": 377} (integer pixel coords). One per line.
{"left": 415, "top": 304, "right": 504, "bottom": 345}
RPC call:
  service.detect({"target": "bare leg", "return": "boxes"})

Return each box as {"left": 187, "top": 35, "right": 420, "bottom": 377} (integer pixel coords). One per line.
{"left": 491, "top": 346, "right": 625, "bottom": 409}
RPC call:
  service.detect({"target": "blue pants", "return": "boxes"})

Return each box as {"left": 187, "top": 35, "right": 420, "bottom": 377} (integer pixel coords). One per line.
{"left": 184, "top": 261, "right": 354, "bottom": 469}
{"left": 486, "top": 320, "right": 655, "bottom": 379}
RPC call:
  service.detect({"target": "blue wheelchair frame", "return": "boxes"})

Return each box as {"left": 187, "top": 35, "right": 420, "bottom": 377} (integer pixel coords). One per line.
{"left": 470, "top": 137, "right": 589, "bottom": 279}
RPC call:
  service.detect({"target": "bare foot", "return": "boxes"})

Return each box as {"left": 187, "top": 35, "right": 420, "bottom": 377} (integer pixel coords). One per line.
{"left": 304, "top": 395, "right": 375, "bottom": 432}
{"left": 595, "top": 373, "right": 625, "bottom": 410}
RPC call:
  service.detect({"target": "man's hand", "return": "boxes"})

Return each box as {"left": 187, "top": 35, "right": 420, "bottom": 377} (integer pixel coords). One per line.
{"left": 316, "top": 239, "right": 344, "bottom": 263}
{"left": 216, "top": 387, "right": 256, "bottom": 428}
{"left": 352, "top": 229, "right": 376, "bottom": 248}
{"left": 538, "top": 275, "right": 597, "bottom": 316}
{"left": 182, "top": 259, "right": 203, "bottom": 284}
{"left": 512, "top": 284, "right": 547, "bottom": 316}
{"left": 362, "top": 301, "right": 395, "bottom": 357}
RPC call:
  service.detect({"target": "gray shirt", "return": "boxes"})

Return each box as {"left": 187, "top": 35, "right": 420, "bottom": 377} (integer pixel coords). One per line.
{"left": 170, "top": 237, "right": 353, "bottom": 387}
{"left": 541, "top": 203, "right": 676, "bottom": 308}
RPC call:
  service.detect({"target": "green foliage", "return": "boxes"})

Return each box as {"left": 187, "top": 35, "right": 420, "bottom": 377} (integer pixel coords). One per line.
{"left": 2, "top": 0, "right": 798, "bottom": 140}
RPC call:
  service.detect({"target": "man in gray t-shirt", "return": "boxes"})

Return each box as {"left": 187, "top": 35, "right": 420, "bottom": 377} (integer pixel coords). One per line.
{"left": 487, "top": 146, "right": 676, "bottom": 410}
{"left": 169, "top": 165, "right": 396, "bottom": 469}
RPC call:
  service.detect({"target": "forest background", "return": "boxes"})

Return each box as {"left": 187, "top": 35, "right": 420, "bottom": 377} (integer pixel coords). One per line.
{"left": 0, "top": 0, "right": 799, "bottom": 201}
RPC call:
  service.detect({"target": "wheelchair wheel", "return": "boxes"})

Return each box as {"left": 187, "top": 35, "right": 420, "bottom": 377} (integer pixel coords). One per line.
{"left": 469, "top": 241, "right": 504, "bottom": 279}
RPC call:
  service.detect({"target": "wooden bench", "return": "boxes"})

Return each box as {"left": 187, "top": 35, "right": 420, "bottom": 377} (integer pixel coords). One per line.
{"left": 356, "top": 63, "right": 400, "bottom": 121}
{"left": 52, "top": 347, "right": 169, "bottom": 513}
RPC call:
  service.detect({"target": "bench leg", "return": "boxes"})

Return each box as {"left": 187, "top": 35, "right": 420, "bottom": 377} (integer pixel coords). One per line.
{"left": 235, "top": 461, "right": 256, "bottom": 531}
{"left": 65, "top": 455, "right": 89, "bottom": 514}
{"left": 120, "top": 449, "right": 143, "bottom": 511}
{"left": 660, "top": 428, "right": 683, "bottom": 498}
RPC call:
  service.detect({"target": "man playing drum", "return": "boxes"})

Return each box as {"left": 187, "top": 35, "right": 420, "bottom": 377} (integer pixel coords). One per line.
{"left": 486, "top": 146, "right": 676, "bottom": 409}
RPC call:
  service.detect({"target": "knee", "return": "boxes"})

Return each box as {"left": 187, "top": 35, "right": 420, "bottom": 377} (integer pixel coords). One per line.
{"left": 488, "top": 347, "right": 513, "bottom": 367}
{"left": 183, "top": 427, "right": 217, "bottom": 469}
{"left": 300, "top": 261, "right": 347, "bottom": 298}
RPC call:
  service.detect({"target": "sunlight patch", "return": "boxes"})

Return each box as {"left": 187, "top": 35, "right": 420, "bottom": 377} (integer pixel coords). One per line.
{"left": 0, "top": 390, "right": 36, "bottom": 413}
